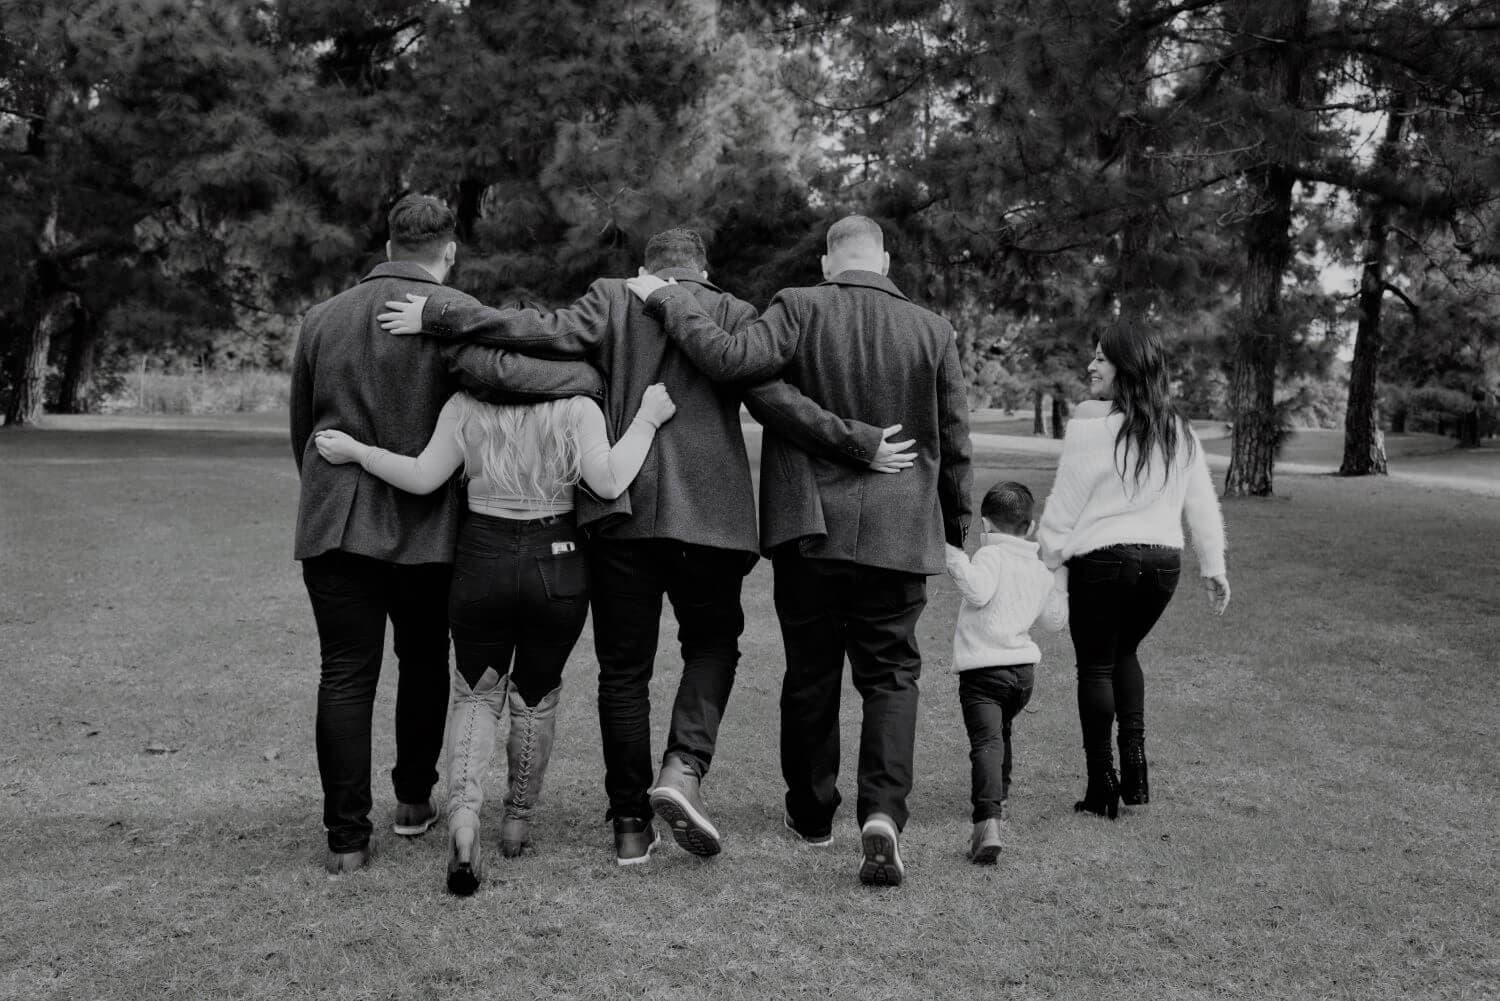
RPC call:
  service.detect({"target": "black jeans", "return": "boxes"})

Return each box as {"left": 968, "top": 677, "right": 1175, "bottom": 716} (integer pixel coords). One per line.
{"left": 302, "top": 551, "right": 452, "bottom": 853}
{"left": 1066, "top": 544, "right": 1180, "bottom": 766}
{"left": 449, "top": 513, "right": 589, "bottom": 706}
{"left": 773, "top": 554, "right": 927, "bottom": 832}
{"left": 588, "top": 538, "right": 749, "bottom": 820}
{"left": 958, "top": 664, "right": 1035, "bottom": 822}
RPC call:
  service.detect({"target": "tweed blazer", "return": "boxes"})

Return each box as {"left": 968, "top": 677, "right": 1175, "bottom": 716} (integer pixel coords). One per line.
{"left": 645, "top": 270, "right": 973, "bottom": 575}
{"left": 290, "top": 261, "right": 604, "bottom": 564}
{"left": 419, "top": 269, "right": 885, "bottom": 558}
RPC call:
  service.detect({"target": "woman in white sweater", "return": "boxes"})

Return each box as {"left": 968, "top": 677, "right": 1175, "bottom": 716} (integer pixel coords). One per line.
{"left": 315, "top": 384, "right": 675, "bottom": 894}
{"left": 1038, "top": 324, "right": 1230, "bottom": 818}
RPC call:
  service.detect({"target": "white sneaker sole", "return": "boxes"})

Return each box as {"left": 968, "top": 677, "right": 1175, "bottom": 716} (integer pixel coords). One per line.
{"left": 649, "top": 787, "right": 722, "bottom": 857}
{"left": 615, "top": 832, "right": 660, "bottom": 867}
{"left": 858, "top": 818, "right": 904, "bottom": 887}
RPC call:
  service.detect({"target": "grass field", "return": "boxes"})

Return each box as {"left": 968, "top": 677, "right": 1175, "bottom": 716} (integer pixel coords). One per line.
{"left": 1, "top": 422, "right": 1496, "bottom": 1000}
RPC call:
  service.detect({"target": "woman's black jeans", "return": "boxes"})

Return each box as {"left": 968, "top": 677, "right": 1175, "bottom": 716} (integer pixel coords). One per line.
{"left": 1066, "top": 544, "right": 1180, "bottom": 766}
{"left": 449, "top": 513, "right": 589, "bottom": 707}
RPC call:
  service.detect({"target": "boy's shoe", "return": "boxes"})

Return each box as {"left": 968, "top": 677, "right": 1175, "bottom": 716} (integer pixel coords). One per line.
{"left": 858, "top": 813, "right": 904, "bottom": 887}
{"left": 613, "top": 816, "right": 660, "bottom": 866}
{"left": 969, "top": 819, "right": 1003, "bottom": 865}
{"left": 648, "top": 755, "right": 721, "bottom": 857}
{"left": 783, "top": 812, "right": 834, "bottom": 847}
{"left": 393, "top": 798, "right": 439, "bottom": 837}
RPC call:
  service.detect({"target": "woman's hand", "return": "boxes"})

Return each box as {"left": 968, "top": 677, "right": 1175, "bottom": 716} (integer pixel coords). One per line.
{"left": 637, "top": 383, "right": 677, "bottom": 428}
{"left": 1204, "top": 574, "right": 1231, "bottom": 615}
{"left": 314, "top": 429, "right": 368, "bottom": 465}
{"left": 377, "top": 293, "right": 427, "bottom": 334}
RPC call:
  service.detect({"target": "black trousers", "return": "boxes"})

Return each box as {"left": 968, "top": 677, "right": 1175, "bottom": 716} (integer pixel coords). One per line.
{"left": 449, "top": 513, "right": 589, "bottom": 705}
{"left": 958, "top": 665, "right": 1035, "bottom": 822}
{"left": 1066, "top": 544, "right": 1180, "bottom": 766}
{"left": 588, "top": 538, "right": 749, "bottom": 821}
{"left": 772, "top": 553, "right": 927, "bottom": 832}
{"left": 301, "top": 551, "right": 451, "bottom": 853}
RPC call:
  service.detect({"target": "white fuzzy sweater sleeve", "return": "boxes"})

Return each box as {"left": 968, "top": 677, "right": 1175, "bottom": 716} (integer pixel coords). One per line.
{"left": 1181, "top": 434, "right": 1227, "bottom": 577}
{"left": 1037, "top": 422, "right": 1092, "bottom": 570}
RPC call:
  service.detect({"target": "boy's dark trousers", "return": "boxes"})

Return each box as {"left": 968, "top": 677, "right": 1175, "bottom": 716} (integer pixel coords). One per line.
{"left": 958, "top": 664, "right": 1036, "bottom": 823}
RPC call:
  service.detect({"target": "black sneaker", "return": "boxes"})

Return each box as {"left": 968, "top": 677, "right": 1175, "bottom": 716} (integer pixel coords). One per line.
{"left": 393, "top": 798, "right": 438, "bottom": 837}
{"left": 613, "top": 816, "right": 660, "bottom": 867}
{"left": 858, "top": 813, "right": 904, "bottom": 887}
{"left": 783, "top": 812, "right": 834, "bottom": 847}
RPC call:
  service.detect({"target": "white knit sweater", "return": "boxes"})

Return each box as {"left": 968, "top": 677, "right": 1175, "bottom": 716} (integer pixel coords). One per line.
{"left": 1037, "top": 414, "right": 1227, "bottom": 578}
{"left": 944, "top": 534, "right": 1069, "bottom": 671}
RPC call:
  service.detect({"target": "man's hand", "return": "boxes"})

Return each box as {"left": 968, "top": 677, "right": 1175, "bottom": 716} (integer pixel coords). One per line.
{"left": 868, "top": 423, "right": 916, "bottom": 473}
{"left": 625, "top": 274, "right": 671, "bottom": 303}
{"left": 1204, "top": 574, "right": 1231, "bottom": 615}
{"left": 377, "top": 293, "right": 427, "bottom": 333}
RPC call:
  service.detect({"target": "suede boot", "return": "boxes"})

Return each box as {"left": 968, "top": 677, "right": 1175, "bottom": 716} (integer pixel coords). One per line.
{"left": 500, "top": 684, "right": 561, "bottom": 858}
{"left": 444, "top": 667, "right": 505, "bottom": 894}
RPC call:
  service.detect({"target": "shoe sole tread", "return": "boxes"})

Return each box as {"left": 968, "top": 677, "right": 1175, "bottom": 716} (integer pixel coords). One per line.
{"left": 649, "top": 790, "right": 722, "bottom": 857}
{"left": 858, "top": 824, "right": 903, "bottom": 887}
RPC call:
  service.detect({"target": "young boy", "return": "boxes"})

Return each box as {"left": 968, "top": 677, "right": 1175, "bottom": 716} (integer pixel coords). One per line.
{"left": 943, "top": 481, "right": 1068, "bottom": 864}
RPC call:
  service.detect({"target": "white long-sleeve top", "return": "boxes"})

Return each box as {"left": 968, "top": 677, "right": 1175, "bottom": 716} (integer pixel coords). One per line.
{"left": 355, "top": 394, "right": 660, "bottom": 518}
{"left": 1037, "top": 413, "right": 1226, "bottom": 578}
{"left": 944, "top": 534, "right": 1069, "bottom": 671}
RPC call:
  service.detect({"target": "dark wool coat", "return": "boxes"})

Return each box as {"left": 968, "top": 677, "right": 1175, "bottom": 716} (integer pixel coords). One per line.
{"left": 290, "top": 261, "right": 603, "bottom": 563}
{"left": 420, "top": 269, "right": 885, "bottom": 559}
{"left": 645, "top": 269, "right": 973, "bottom": 575}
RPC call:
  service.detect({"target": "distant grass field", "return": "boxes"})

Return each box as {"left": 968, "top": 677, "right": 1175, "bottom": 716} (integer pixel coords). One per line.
{"left": 1, "top": 421, "right": 1496, "bottom": 1000}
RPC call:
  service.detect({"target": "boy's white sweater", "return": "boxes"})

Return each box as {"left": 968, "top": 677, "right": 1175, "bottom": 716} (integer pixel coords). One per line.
{"left": 1037, "top": 414, "right": 1227, "bottom": 578}
{"left": 944, "top": 534, "right": 1068, "bottom": 672}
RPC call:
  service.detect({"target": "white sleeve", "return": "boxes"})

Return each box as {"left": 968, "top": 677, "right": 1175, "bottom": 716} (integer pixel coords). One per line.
{"left": 573, "top": 398, "right": 659, "bottom": 501}
{"left": 945, "top": 545, "right": 1001, "bottom": 606}
{"left": 1037, "top": 425, "right": 1092, "bottom": 570}
{"left": 360, "top": 397, "right": 466, "bottom": 495}
{"left": 1180, "top": 433, "right": 1227, "bottom": 577}
{"left": 1035, "top": 565, "right": 1070, "bottom": 632}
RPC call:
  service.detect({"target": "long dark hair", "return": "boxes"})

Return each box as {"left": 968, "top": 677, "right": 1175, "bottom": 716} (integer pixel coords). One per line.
{"left": 1099, "top": 321, "right": 1195, "bottom": 489}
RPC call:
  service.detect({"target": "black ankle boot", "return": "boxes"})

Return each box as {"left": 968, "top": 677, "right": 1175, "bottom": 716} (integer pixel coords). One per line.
{"left": 1074, "top": 765, "right": 1120, "bottom": 819}
{"left": 1119, "top": 740, "right": 1149, "bottom": 806}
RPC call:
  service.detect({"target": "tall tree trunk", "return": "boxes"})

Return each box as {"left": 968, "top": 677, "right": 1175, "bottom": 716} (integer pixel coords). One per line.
{"left": 1115, "top": 0, "right": 1156, "bottom": 325}
{"left": 1051, "top": 393, "right": 1069, "bottom": 439}
{"left": 1340, "top": 96, "right": 1406, "bottom": 476}
{"left": 1224, "top": 0, "right": 1310, "bottom": 497}
{"left": 55, "top": 306, "right": 99, "bottom": 414}
{"left": 1033, "top": 388, "right": 1045, "bottom": 435}
{"left": 1458, "top": 397, "right": 1481, "bottom": 447}
{"left": 5, "top": 206, "right": 64, "bottom": 427}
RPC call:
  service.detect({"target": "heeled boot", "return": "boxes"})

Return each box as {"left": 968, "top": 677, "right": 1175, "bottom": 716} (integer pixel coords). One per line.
{"left": 444, "top": 666, "right": 506, "bottom": 895}
{"left": 1074, "top": 762, "right": 1120, "bottom": 819}
{"left": 499, "top": 684, "right": 560, "bottom": 858}
{"left": 1118, "top": 738, "right": 1150, "bottom": 806}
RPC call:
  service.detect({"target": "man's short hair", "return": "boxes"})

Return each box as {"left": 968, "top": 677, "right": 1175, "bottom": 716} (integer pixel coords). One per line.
{"left": 388, "top": 194, "right": 456, "bottom": 259}
{"left": 980, "top": 480, "right": 1035, "bottom": 531}
{"left": 644, "top": 228, "right": 708, "bottom": 273}
{"left": 826, "top": 214, "right": 884, "bottom": 255}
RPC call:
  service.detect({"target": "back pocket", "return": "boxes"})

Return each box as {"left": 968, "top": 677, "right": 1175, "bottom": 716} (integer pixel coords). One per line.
{"left": 1070, "top": 553, "right": 1125, "bottom": 586}
{"left": 536, "top": 552, "right": 588, "bottom": 601}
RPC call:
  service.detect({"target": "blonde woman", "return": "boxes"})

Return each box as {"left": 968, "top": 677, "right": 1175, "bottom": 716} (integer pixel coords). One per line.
{"left": 315, "top": 384, "right": 675, "bottom": 895}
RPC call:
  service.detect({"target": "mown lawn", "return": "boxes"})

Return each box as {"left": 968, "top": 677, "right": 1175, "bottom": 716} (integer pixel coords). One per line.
{"left": 1, "top": 422, "right": 1495, "bottom": 1000}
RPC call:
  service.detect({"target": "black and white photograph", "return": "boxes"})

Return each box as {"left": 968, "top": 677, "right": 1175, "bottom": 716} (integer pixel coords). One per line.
{"left": 2, "top": 1, "right": 1496, "bottom": 998}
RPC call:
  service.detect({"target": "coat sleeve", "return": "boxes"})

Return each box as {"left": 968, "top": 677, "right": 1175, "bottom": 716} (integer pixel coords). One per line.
{"left": 289, "top": 319, "right": 314, "bottom": 472}
{"left": 645, "top": 286, "right": 800, "bottom": 382}
{"left": 422, "top": 281, "right": 614, "bottom": 360}
{"left": 935, "top": 330, "right": 974, "bottom": 547}
{"left": 443, "top": 343, "right": 605, "bottom": 404}
{"left": 741, "top": 380, "right": 885, "bottom": 469}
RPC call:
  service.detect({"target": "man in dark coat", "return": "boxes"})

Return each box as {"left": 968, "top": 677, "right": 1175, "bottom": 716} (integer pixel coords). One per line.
{"left": 626, "top": 215, "right": 973, "bottom": 887}
{"left": 375, "top": 229, "right": 910, "bottom": 864}
{"left": 290, "top": 195, "right": 602, "bottom": 873}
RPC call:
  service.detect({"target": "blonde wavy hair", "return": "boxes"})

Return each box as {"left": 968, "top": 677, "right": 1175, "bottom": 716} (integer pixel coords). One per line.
{"left": 450, "top": 393, "right": 583, "bottom": 506}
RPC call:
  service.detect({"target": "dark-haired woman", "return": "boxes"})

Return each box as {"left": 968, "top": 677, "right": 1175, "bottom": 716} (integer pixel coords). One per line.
{"left": 1038, "top": 326, "right": 1230, "bottom": 818}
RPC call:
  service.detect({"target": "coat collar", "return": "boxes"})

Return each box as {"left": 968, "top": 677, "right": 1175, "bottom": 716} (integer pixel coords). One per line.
{"left": 654, "top": 267, "right": 724, "bottom": 293}
{"left": 979, "top": 532, "right": 1041, "bottom": 558}
{"left": 360, "top": 261, "right": 446, "bottom": 286}
{"left": 819, "top": 269, "right": 910, "bottom": 302}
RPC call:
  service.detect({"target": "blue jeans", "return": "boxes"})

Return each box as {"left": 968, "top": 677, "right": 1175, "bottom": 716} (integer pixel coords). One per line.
{"left": 1066, "top": 544, "right": 1180, "bottom": 765}
{"left": 958, "top": 664, "right": 1035, "bottom": 822}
